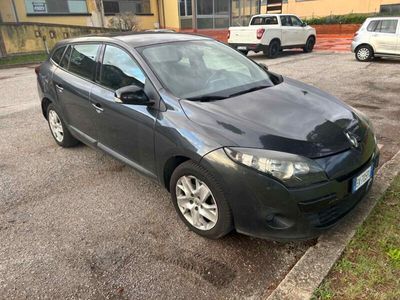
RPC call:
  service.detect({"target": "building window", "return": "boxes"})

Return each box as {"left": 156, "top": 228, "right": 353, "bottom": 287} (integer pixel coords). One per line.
{"left": 179, "top": 0, "right": 193, "bottom": 29}
{"left": 25, "top": 0, "right": 88, "bottom": 14}
{"left": 178, "top": 0, "right": 261, "bottom": 30}
{"left": 103, "top": 0, "right": 151, "bottom": 15}
{"left": 380, "top": 3, "right": 400, "bottom": 14}
{"left": 231, "top": 0, "right": 260, "bottom": 27}
{"left": 197, "top": 0, "right": 230, "bottom": 29}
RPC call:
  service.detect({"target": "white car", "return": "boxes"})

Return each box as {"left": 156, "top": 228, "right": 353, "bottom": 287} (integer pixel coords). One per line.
{"left": 228, "top": 14, "right": 316, "bottom": 58}
{"left": 352, "top": 17, "right": 400, "bottom": 61}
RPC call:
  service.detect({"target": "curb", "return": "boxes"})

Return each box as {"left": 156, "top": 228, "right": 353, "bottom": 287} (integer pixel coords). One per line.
{"left": 266, "top": 150, "right": 400, "bottom": 300}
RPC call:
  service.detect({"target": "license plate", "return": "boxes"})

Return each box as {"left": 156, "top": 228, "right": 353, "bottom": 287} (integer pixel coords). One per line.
{"left": 352, "top": 165, "right": 373, "bottom": 193}
{"left": 237, "top": 46, "right": 247, "bottom": 50}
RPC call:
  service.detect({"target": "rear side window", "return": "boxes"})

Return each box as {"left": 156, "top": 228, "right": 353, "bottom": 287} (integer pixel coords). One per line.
{"left": 51, "top": 46, "right": 66, "bottom": 65}
{"left": 251, "top": 16, "right": 278, "bottom": 25}
{"left": 367, "top": 19, "right": 398, "bottom": 33}
{"left": 59, "top": 46, "right": 72, "bottom": 69}
{"left": 367, "top": 20, "right": 379, "bottom": 32}
{"left": 100, "top": 45, "right": 146, "bottom": 90}
{"left": 68, "top": 44, "right": 100, "bottom": 80}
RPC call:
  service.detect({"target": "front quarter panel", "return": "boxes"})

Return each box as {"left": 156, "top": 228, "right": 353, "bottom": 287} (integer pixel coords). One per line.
{"left": 154, "top": 92, "right": 227, "bottom": 186}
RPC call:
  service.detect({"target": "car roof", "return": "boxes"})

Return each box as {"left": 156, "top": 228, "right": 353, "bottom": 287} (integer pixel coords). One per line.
{"left": 251, "top": 14, "right": 296, "bottom": 18}
{"left": 366, "top": 16, "right": 400, "bottom": 21}
{"left": 57, "top": 32, "right": 211, "bottom": 48}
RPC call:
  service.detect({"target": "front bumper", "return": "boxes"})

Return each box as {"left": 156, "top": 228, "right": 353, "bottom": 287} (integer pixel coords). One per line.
{"left": 351, "top": 40, "right": 359, "bottom": 53}
{"left": 200, "top": 146, "right": 379, "bottom": 241}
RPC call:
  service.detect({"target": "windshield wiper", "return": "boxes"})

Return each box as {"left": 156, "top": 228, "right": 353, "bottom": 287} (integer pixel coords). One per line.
{"left": 186, "top": 84, "right": 271, "bottom": 102}
{"left": 228, "top": 85, "right": 271, "bottom": 98}
{"left": 186, "top": 95, "right": 228, "bottom": 102}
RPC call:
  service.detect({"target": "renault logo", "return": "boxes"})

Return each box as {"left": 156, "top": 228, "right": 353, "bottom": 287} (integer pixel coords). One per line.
{"left": 345, "top": 131, "right": 359, "bottom": 148}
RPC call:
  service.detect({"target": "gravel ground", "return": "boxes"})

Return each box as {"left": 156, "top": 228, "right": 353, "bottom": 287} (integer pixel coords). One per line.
{"left": 0, "top": 52, "right": 399, "bottom": 299}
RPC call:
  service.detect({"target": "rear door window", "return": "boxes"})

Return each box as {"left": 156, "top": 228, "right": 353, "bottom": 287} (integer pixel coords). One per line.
{"left": 51, "top": 46, "right": 66, "bottom": 65}
{"left": 280, "top": 16, "right": 292, "bottom": 26}
{"left": 59, "top": 45, "right": 72, "bottom": 69}
{"left": 68, "top": 44, "right": 100, "bottom": 81}
{"left": 378, "top": 20, "right": 398, "bottom": 33}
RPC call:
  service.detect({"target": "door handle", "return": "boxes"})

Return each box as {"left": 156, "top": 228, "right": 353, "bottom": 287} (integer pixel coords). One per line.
{"left": 91, "top": 103, "right": 104, "bottom": 113}
{"left": 55, "top": 83, "right": 64, "bottom": 92}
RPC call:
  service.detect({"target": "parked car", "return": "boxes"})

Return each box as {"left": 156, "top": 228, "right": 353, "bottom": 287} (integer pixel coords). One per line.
{"left": 352, "top": 17, "right": 400, "bottom": 61}
{"left": 36, "top": 33, "right": 379, "bottom": 241}
{"left": 145, "top": 29, "right": 176, "bottom": 32}
{"left": 228, "top": 14, "right": 316, "bottom": 58}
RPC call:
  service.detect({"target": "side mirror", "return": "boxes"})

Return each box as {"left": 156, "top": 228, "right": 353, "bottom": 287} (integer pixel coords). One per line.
{"left": 258, "top": 62, "right": 269, "bottom": 72}
{"left": 301, "top": 22, "right": 307, "bottom": 27}
{"left": 115, "top": 85, "right": 154, "bottom": 106}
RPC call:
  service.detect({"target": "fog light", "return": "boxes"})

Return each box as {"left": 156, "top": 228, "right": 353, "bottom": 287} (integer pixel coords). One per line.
{"left": 265, "top": 214, "right": 294, "bottom": 230}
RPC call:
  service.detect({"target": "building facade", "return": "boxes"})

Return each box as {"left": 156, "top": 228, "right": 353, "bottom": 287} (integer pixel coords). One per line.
{"left": 1, "top": 0, "right": 399, "bottom": 31}
{"left": 0, "top": 0, "right": 160, "bottom": 29}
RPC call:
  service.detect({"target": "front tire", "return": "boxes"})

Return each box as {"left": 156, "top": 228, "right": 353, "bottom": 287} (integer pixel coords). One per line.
{"left": 47, "top": 104, "right": 78, "bottom": 147}
{"left": 355, "top": 45, "right": 373, "bottom": 62}
{"left": 264, "top": 40, "right": 280, "bottom": 58}
{"left": 170, "top": 161, "right": 233, "bottom": 239}
{"left": 303, "top": 36, "right": 315, "bottom": 53}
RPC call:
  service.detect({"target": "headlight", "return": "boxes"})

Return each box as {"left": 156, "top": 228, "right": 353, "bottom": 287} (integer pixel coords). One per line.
{"left": 352, "top": 108, "right": 377, "bottom": 143}
{"left": 224, "top": 147, "right": 328, "bottom": 188}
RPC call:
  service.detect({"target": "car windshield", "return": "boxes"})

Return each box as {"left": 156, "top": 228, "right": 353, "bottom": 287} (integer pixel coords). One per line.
{"left": 138, "top": 40, "right": 274, "bottom": 100}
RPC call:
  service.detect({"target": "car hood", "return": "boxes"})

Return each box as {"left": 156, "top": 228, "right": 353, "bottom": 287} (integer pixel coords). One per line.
{"left": 179, "top": 77, "right": 368, "bottom": 158}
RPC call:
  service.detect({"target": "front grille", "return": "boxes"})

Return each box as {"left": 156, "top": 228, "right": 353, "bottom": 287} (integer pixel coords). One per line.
{"left": 302, "top": 183, "right": 371, "bottom": 228}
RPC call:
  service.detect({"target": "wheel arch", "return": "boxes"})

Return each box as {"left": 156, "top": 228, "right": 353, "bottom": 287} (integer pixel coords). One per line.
{"left": 356, "top": 43, "right": 375, "bottom": 54}
{"left": 41, "top": 97, "right": 53, "bottom": 119}
{"left": 269, "top": 37, "right": 281, "bottom": 47}
{"left": 307, "top": 34, "right": 316, "bottom": 41}
{"left": 163, "top": 155, "right": 191, "bottom": 191}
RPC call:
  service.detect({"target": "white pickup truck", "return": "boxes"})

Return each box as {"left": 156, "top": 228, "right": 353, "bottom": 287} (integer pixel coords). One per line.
{"left": 228, "top": 14, "right": 316, "bottom": 58}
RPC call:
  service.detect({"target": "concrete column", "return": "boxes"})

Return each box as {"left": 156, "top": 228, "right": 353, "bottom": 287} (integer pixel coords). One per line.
{"left": 192, "top": 0, "right": 197, "bottom": 31}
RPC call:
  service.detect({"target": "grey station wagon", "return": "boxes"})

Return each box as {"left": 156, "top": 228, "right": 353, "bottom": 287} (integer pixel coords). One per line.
{"left": 36, "top": 33, "right": 379, "bottom": 241}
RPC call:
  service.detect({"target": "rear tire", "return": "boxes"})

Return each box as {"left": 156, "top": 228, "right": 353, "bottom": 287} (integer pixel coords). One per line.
{"left": 355, "top": 45, "right": 374, "bottom": 62}
{"left": 264, "top": 40, "right": 280, "bottom": 58}
{"left": 303, "top": 36, "right": 315, "bottom": 53}
{"left": 47, "top": 104, "right": 79, "bottom": 148}
{"left": 170, "top": 161, "right": 233, "bottom": 239}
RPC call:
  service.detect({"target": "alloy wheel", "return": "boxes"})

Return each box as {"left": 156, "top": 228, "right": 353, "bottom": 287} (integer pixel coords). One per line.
{"left": 48, "top": 110, "right": 64, "bottom": 142}
{"left": 357, "top": 47, "right": 370, "bottom": 61}
{"left": 175, "top": 175, "right": 218, "bottom": 231}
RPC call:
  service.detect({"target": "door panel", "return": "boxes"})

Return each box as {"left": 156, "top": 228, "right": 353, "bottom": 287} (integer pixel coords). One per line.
{"left": 52, "top": 44, "right": 100, "bottom": 141}
{"left": 290, "top": 16, "right": 307, "bottom": 45}
{"left": 53, "top": 68, "right": 97, "bottom": 139}
{"left": 369, "top": 19, "right": 398, "bottom": 54}
{"left": 280, "top": 16, "right": 300, "bottom": 46}
{"left": 91, "top": 45, "right": 157, "bottom": 175}
{"left": 280, "top": 16, "right": 293, "bottom": 46}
